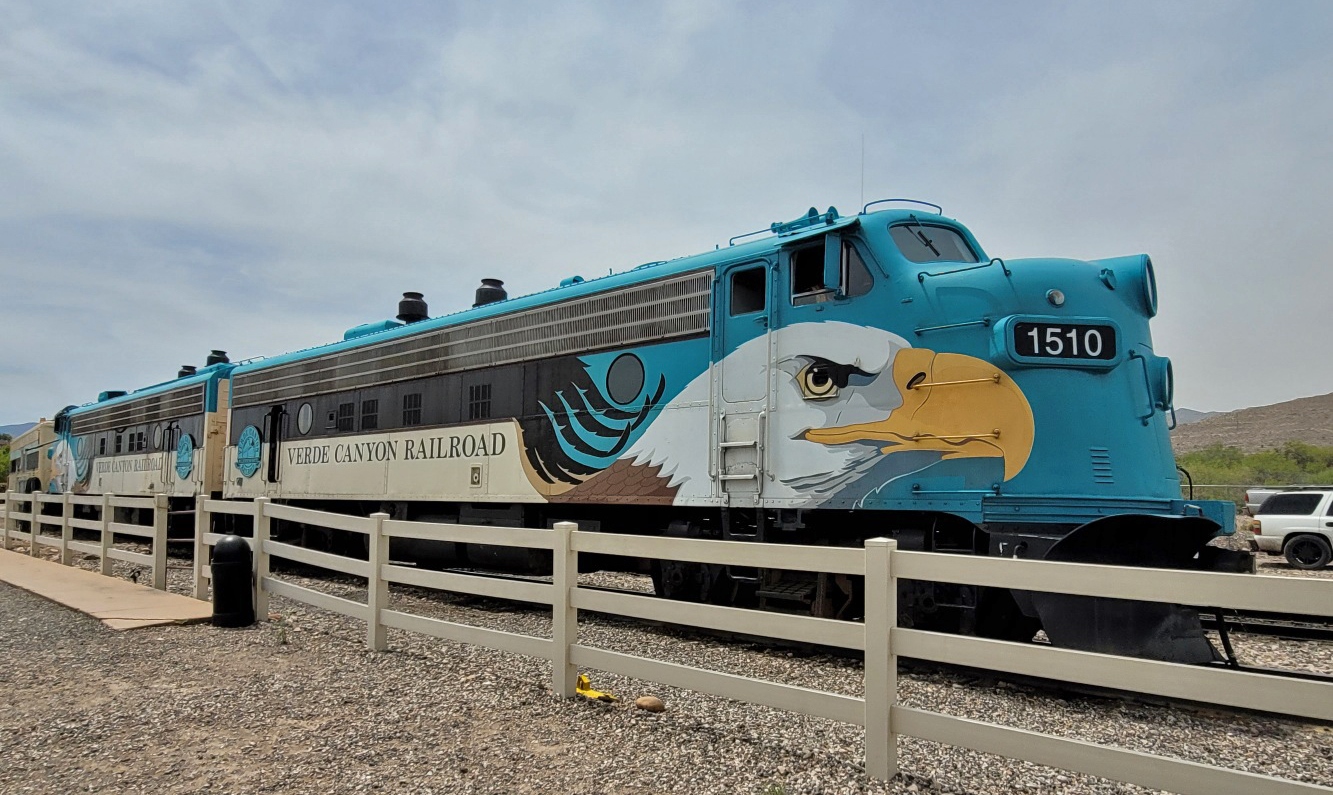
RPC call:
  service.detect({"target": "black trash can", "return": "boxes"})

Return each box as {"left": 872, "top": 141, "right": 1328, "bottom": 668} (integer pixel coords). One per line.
{"left": 211, "top": 535, "right": 255, "bottom": 627}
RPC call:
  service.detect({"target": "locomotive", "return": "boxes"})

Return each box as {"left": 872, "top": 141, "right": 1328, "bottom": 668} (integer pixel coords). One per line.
{"left": 45, "top": 200, "right": 1245, "bottom": 663}
{"left": 48, "top": 354, "right": 234, "bottom": 511}
{"left": 7, "top": 419, "right": 56, "bottom": 494}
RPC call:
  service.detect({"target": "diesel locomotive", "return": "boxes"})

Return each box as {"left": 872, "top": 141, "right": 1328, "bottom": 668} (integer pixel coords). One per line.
{"left": 45, "top": 200, "right": 1245, "bottom": 663}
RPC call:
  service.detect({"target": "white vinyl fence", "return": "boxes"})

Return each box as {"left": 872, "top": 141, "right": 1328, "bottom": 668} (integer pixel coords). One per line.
{"left": 1, "top": 491, "right": 169, "bottom": 588}
{"left": 185, "top": 495, "right": 1333, "bottom": 795}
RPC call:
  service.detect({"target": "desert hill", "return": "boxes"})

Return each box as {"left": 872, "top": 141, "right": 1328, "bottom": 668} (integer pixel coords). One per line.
{"left": 1172, "top": 408, "right": 1219, "bottom": 425}
{"left": 0, "top": 422, "right": 34, "bottom": 439}
{"left": 1171, "top": 392, "right": 1333, "bottom": 454}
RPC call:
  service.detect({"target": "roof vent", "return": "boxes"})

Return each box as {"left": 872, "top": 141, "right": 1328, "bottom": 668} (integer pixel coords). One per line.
{"left": 206, "top": 350, "right": 230, "bottom": 366}
{"left": 473, "top": 278, "right": 507, "bottom": 308}
{"left": 97, "top": 390, "right": 127, "bottom": 402}
{"left": 345, "top": 320, "right": 404, "bottom": 341}
{"left": 178, "top": 365, "right": 198, "bottom": 378}
{"left": 397, "top": 291, "right": 429, "bottom": 324}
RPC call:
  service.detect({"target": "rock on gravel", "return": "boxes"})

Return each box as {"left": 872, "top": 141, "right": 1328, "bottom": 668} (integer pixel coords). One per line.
{"left": 634, "top": 695, "right": 666, "bottom": 713}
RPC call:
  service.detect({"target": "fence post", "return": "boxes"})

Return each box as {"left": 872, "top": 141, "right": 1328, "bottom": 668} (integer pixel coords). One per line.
{"left": 1, "top": 491, "right": 9, "bottom": 550}
{"left": 551, "top": 521, "right": 579, "bottom": 698}
{"left": 193, "top": 494, "right": 209, "bottom": 600}
{"left": 864, "top": 537, "right": 898, "bottom": 781}
{"left": 367, "top": 512, "right": 390, "bottom": 651}
{"left": 99, "top": 493, "right": 114, "bottom": 576}
{"left": 60, "top": 492, "right": 74, "bottom": 565}
{"left": 28, "top": 496, "right": 40, "bottom": 557}
{"left": 151, "top": 493, "right": 169, "bottom": 590}
{"left": 253, "top": 498, "right": 270, "bottom": 621}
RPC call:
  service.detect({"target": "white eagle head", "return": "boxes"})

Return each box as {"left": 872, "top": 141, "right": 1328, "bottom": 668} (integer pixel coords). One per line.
{"left": 624, "top": 321, "right": 1034, "bottom": 506}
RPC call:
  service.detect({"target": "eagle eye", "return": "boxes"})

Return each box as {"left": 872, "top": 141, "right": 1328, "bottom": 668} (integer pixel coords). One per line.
{"left": 798, "top": 363, "right": 839, "bottom": 401}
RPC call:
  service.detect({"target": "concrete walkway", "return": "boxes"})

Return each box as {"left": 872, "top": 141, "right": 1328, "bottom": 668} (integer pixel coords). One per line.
{"left": 0, "top": 549, "right": 211, "bottom": 630}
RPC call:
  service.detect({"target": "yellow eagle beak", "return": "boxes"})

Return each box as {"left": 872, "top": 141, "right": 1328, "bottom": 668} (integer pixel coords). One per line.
{"left": 803, "top": 348, "right": 1035, "bottom": 481}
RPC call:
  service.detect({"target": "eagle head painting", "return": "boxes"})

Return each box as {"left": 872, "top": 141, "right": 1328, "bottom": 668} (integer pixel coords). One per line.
{"left": 521, "top": 321, "right": 1035, "bottom": 507}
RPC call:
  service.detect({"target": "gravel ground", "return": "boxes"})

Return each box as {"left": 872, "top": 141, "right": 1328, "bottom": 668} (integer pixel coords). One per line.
{"left": 2, "top": 534, "right": 1331, "bottom": 795}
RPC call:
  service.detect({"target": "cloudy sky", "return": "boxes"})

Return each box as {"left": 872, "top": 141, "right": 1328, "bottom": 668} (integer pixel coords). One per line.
{"left": 2, "top": 0, "right": 1330, "bottom": 425}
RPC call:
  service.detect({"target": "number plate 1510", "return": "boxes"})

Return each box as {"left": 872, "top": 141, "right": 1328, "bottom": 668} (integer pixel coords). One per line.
{"left": 1013, "top": 322, "right": 1117, "bottom": 361}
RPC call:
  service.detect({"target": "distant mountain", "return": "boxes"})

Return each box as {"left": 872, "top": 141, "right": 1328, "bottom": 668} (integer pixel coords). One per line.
{"left": 1173, "top": 408, "right": 1220, "bottom": 426}
{"left": 0, "top": 422, "right": 35, "bottom": 439}
{"left": 1171, "top": 392, "right": 1333, "bottom": 454}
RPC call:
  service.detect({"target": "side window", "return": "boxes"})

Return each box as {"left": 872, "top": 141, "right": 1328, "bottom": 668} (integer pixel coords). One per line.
{"left": 843, "top": 241, "right": 874, "bottom": 298}
{"left": 790, "top": 242, "right": 829, "bottom": 305}
{"left": 1259, "top": 493, "right": 1322, "bottom": 515}
{"left": 789, "top": 236, "right": 873, "bottom": 305}
{"left": 468, "top": 384, "right": 492, "bottom": 420}
{"left": 403, "top": 393, "right": 422, "bottom": 426}
{"left": 336, "top": 402, "right": 355, "bottom": 432}
{"left": 730, "top": 267, "right": 766, "bottom": 315}
{"left": 1325, "top": 495, "right": 1333, "bottom": 516}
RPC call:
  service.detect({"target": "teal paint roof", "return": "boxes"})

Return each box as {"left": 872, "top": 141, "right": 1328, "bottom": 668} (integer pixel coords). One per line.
{"left": 232, "top": 206, "right": 964, "bottom": 376}
{"left": 66, "top": 364, "right": 234, "bottom": 417}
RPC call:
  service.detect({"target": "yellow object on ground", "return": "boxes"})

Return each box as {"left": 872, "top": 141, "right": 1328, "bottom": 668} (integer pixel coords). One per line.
{"left": 575, "top": 673, "right": 618, "bottom": 703}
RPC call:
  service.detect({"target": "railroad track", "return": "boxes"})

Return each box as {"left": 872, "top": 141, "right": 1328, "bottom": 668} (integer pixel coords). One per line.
{"left": 1201, "top": 609, "right": 1333, "bottom": 643}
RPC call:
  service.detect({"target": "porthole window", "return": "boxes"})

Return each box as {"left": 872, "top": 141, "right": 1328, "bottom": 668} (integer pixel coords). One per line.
{"left": 297, "top": 403, "right": 313, "bottom": 435}
{"left": 152, "top": 425, "right": 163, "bottom": 450}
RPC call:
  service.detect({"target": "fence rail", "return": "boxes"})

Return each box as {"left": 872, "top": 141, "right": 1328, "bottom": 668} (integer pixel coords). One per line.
{"left": 1, "top": 490, "right": 169, "bottom": 588}
{"left": 182, "top": 495, "right": 1333, "bottom": 794}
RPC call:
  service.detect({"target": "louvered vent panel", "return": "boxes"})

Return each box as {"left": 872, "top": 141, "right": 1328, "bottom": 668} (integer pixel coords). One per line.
{"left": 1090, "top": 447, "right": 1115, "bottom": 485}
{"left": 231, "top": 271, "right": 712, "bottom": 408}
{"left": 71, "top": 385, "right": 206, "bottom": 435}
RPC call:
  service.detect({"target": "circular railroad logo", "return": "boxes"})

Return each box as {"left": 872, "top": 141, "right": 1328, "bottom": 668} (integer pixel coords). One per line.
{"left": 236, "top": 425, "right": 262, "bottom": 478}
{"left": 175, "top": 433, "right": 195, "bottom": 480}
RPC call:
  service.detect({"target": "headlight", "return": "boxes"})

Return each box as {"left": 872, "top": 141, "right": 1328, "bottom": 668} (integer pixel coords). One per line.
{"left": 1142, "top": 255, "right": 1158, "bottom": 317}
{"left": 1088, "top": 254, "right": 1157, "bottom": 317}
{"left": 1149, "top": 356, "right": 1173, "bottom": 410}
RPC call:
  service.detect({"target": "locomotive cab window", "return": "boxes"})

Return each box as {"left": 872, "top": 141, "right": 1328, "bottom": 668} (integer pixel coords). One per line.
{"left": 843, "top": 240, "right": 874, "bottom": 297}
{"left": 790, "top": 241, "right": 832, "bottom": 305}
{"left": 889, "top": 221, "right": 979, "bottom": 264}
{"left": 789, "top": 235, "right": 874, "bottom": 306}
{"left": 729, "top": 267, "right": 766, "bottom": 316}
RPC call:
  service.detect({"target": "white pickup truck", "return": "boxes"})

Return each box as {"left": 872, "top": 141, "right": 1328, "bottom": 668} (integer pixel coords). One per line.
{"left": 1251, "top": 489, "right": 1333, "bottom": 569}
{"left": 1244, "top": 488, "right": 1281, "bottom": 515}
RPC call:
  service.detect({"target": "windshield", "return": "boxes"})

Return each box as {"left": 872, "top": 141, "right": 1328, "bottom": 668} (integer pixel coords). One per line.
{"left": 888, "top": 222, "right": 979, "bottom": 264}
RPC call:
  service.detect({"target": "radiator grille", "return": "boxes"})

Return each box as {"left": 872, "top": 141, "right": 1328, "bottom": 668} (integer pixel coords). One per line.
{"left": 70, "top": 385, "right": 206, "bottom": 435}
{"left": 231, "top": 271, "right": 712, "bottom": 408}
